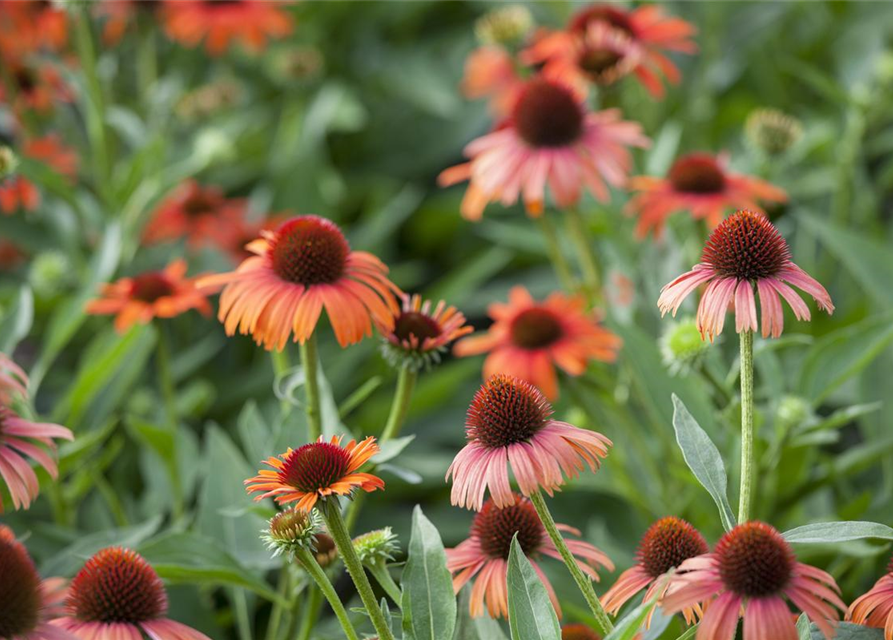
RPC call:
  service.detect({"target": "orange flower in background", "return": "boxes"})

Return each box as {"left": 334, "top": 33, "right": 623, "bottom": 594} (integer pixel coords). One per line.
{"left": 0, "top": 134, "right": 78, "bottom": 214}
{"left": 0, "top": 239, "right": 26, "bottom": 270}
{"left": 162, "top": 0, "right": 294, "bottom": 56}
{"left": 218, "top": 212, "right": 288, "bottom": 264}
{"left": 0, "top": 58, "right": 72, "bottom": 114}
{"left": 245, "top": 435, "right": 384, "bottom": 512}
{"left": 142, "top": 179, "right": 247, "bottom": 251}
{"left": 0, "top": 1, "right": 68, "bottom": 59}
{"left": 461, "top": 45, "right": 524, "bottom": 117}
{"left": 626, "top": 152, "right": 788, "bottom": 239}
{"left": 455, "top": 286, "right": 621, "bottom": 400}
{"left": 199, "top": 215, "right": 401, "bottom": 350}
{"left": 524, "top": 3, "right": 697, "bottom": 98}
{"left": 86, "top": 259, "right": 212, "bottom": 334}
{"left": 848, "top": 555, "right": 893, "bottom": 638}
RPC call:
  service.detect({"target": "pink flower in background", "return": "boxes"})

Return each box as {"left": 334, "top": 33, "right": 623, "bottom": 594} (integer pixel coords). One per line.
{"left": 658, "top": 210, "right": 833, "bottom": 341}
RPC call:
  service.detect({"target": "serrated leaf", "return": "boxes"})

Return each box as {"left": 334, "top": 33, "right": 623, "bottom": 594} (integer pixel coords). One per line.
{"left": 783, "top": 521, "right": 893, "bottom": 544}
{"left": 401, "top": 505, "right": 457, "bottom": 640}
{"left": 506, "top": 535, "right": 560, "bottom": 640}
{"left": 671, "top": 395, "right": 736, "bottom": 531}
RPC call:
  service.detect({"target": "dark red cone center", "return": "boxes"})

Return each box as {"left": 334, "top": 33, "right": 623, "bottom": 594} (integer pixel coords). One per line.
{"left": 510, "top": 308, "right": 563, "bottom": 349}
{"left": 466, "top": 374, "right": 551, "bottom": 449}
{"left": 668, "top": 154, "right": 727, "bottom": 194}
{"left": 473, "top": 496, "right": 544, "bottom": 560}
{"left": 637, "top": 517, "right": 709, "bottom": 579}
{"left": 715, "top": 522, "right": 794, "bottom": 598}
{"left": 270, "top": 216, "right": 349, "bottom": 286}
{"left": 0, "top": 535, "right": 41, "bottom": 637}
{"left": 701, "top": 210, "right": 790, "bottom": 281}
{"left": 130, "top": 272, "right": 176, "bottom": 303}
{"left": 393, "top": 311, "right": 441, "bottom": 343}
{"left": 512, "top": 79, "right": 584, "bottom": 148}
{"left": 279, "top": 442, "right": 352, "bottom": 493}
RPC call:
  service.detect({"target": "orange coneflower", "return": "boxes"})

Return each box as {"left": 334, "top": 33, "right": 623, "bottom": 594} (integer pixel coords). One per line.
{"left": 378, "top": 294, "right": 473, "bottom": 371}
{"left": 161, "top": 0, "right": 294, "bottom": 56}
{"left": 0, "top": 58, "right": 71, "bottom": 114}
{"left": 86, "top": 259, "right": 212, "bottom": 334}
{"left": 461, "top": 45, "right": 524, "bottom": 118}
{"left": 439, "top": 75, "right": 648, "bottom": 220}
{"left": 455, "top": 286, "right": 620, "bottom": 400}
{"left": 447, "top": 494, "right": 613, "bottom": 618}
{"left": 626, "top": 152, "right": 787, "bottom": 239}
{"left": 199, "top": 215, "right": 401, "bottom": 351}
{"left": 245, "top": 435, "right": 384, "bottom": 513}
{"left": 0, "top": 1, "right": 68, "bottom": 59}
{"left": 847, "top": 555, "right": 893, "bottom": 638}
{"left": 54, "top": 547, "right": 211, "bottom": 640}
{"left": 0, "top": 134, "right": 78, "bottom": 215}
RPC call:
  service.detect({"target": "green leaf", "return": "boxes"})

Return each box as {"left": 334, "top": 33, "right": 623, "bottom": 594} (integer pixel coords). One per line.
{"left": 673, "top": 627, "right": 698, "bottom": 640}
{"left": 376, "top": 435, "right": 415, "bottom": 464}
{"left": 799, "top": 313, "right": 893, "bottom": 402}
{"left": 139, "top": 532, "right": 285, "bottom": 605}
{"left": 0, "top": 285, "right": 33, "bottom": 353}
{"left": 671, "top": 395, "right": 737, "bottom": 531}
{"left": 603, "top": 596, "right": 662, "bottom": 640}
{"left": 401, "top": 505, "right": 457, "bottom": 640}
{"left": 783, "top": 521, "right": 893, "bottom": 544}
{"left": 506, "top": 535, "right": 560, "bottom": 640}
{"left": 799, "top": 620, "right": 883, "bottom": 639}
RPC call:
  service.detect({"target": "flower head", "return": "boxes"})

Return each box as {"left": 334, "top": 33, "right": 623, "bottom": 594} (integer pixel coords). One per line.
{"left": 161, "top": 0, "right": 294, "bottom": 56}
{"left": 602, "top": 517, "right": 708, "bottom": 625}
{"left": 455, "top": 286, "right": 621, "bottom": 400}
{"left": 245, "top": 435, "right": 384, "bottom": 512}
{"left": 262, "top": 507, "right": 323, "bottom": 558}
{"left": 663, "top": 521, "right": 845, "bottom": 640}
{"left": 0, "top": 135, "right": 78, "bottom": 215}
{"left": 439, "top": 75, "right": 649, "bottom": 220}
{"left": 746, "top": 108, "right": 803, "bottom": 157}
{"left": 0, "top": 525, "right": 74, "bottom": 640}
{"left": 200, "top": 215, "right": 401, "bottom": 350}
{"left": 658, "top": 210, "right": 834, "bottom": 341}
{"left": 86, "top": 259, "right": 212, "bottom": 334}
{"left": 379, "top": 294, "right": 472, "bottom": 372}
{"left": 460, "top": 45, "right": 524, "bottom": 118}
{"left": 847, "top": 555, "right": 893, "bottom": 638}
{"left": 313, "top": 533, "right": 338, "bottom": 568}
{"left": 0, "top": 351, "right": 28, "bottom": 404}
{"left": 447, "top": 494, "right": 613, "bottom": 618}
{"left": 0, "top": 1, "right": 68, "bottom": 58}
{"left": 447, "top": 374, "right": 611, "bottom": 510}
{"left": 0, "top": 58, "right": 71, "bottom": 114}
{"left": 56, "top": 547, "right": 211, "bottom": 639}
{"left": 353, "top": 527, "right": 400, "bottom": 566}
{"left": 626, "top": 153, "right": 787, "bottom": 239}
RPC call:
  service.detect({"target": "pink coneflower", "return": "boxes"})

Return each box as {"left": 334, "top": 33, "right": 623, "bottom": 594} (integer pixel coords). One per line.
{"left": 54, "top": 547, "right": 211, "bottom": 640}
{"left": 447, "top": 494, "right": 613, "bottom": 618}
{"left": 0, "top": 525, "right": 75, "bottom": 640}
{"left": 438, "top": 75, "right": 649, "bottom": 220}
{"left": 626, "top": 153, "right": 787, "bottom": 239}
{"left": 461, "top": 45, "right": 524, "bottom": 118}
{"left": 662, "top": 521, "right": 845, "bottom": 640}
{"left": 447, "top": 374, "right": 611, "bottom": 510}
{"left": 0, "top": 404, "right": 72, "bottom": 512}
{"left": 0, "top": 351, "right": 28, "bottom": 404}
{"left": 601, "top": 517, "right": 708, "bottom": 625}
{"left": 847, "top": 556, "right": 893, "bottom": 638}
{"left": 658, "top": 210, "right": 833, "bottom": 341}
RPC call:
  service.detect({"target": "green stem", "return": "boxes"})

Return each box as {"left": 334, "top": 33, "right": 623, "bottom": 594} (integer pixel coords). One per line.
{"left": 300, "top": 333, "right": 322, "bottom": 441}
{"left": 265, "top": 568, "right": 291, "bottom": 640}
{"left": 380, "top": 366, "right": 417, "bottom": 443}
{"left": 292, "top": 575, "right": 330, "bottom": 640}
{"left": 529, "top": 491, "right": 614, "bottom": 636}
{"left": 738, "top": 330, "right": 755, "bottom": 523}
{"left": 367, "top": 561, "right": 402, "bottom": 608}
{"left": 536, "top": 216, "right": 577, "bottom": 293}
{"left": 272, "top": 347, "right": 293, "bottom": 416}
{"left": 322, "top": 501, "right": 396, "bottom": 640}
{"left": 233, "top": 588, "right": 253, "bottom": 640}
{"left": 565, "top": 207, "right": 602, "bottom": 305}
{"left": 156, "top": 324, "right": 183, "bottom": 519}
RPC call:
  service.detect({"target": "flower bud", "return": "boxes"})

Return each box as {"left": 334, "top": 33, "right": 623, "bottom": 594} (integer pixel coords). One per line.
{"left": 0, "top": 146, "right": 18, "bottom": 180}
{"left": 745, "top": 108, "right": 802, "bottom": 157}
{"left": 474, "top": 5, "right": 532, "bottom": 46}
{"left": 262, "top": 508, "right": 322, "bottom": 558}
{"left": 661, "top": 317, "right": 710, "bottom": 374}
{"left": 353, "top": 527, "right": 399, "bottom": 566}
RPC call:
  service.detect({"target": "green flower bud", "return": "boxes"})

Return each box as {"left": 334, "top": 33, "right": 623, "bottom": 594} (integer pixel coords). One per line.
{"left": 745, "top": 108, "right": 803, "bottom": 157}
{"left": 777, "top": 395, "right": 811, "bottom": 431}
{"left": 474, "top": 5, "right": 532, "bottom": 46}
{"left": 661, "top": 318, "right": 710, "bottom": 375}
{"left": 0, "top": 146, "right": 19, "bottom": 180}
{"left": 262, "top": 508, "right": 322, "bottom": 558}
{"left": 29, "top": 251, "right": 71, "bottom": 297}
{"left": 353, "top": 527, "right": 399, "bottom": 566}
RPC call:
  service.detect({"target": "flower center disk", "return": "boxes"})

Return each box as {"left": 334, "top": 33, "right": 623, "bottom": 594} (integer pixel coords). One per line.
{"left": 131, "top": 272, "right": 175, "bottom": 303}
{"left": 701, "top": 210, "right": 790, "bottom": 281}
{"left": 0, "top": 537, "right": 42, "bottom": 637}
{"left": 510, "top": 308, "right": 563, "bottom": 349}
{"left": 466, "top": 374, "right": 551, "bottom": 449}
{"left": 473, "top": 498, "right": 544, "bottom": 560}
{"left": 69, "top": 547, "right": 168, "bottom": 624}
{"left": 668, "top": 155, "right": 726, "bottom": 194}
{"left": 716, "top": 522, "right": 794, "bottom": 598}
{"left": 512, "top": 80, "right": 584, "bottom": 148}
{"left": 270, "top": 216, "right": 349, "bottom": 286}
{"left": 579, "top": 47, "right": 624, "bottom": 78}
{"left": 394, "top": 311, "right": 441, "bottom": 343}
{"left": 637, "top": 517, "right": 708, "bottom": 579}
{"left": 279, "top": 442, "right": 352, "bottom": 493}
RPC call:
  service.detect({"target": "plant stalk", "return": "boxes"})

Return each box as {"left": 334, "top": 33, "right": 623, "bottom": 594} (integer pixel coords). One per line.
{"left": 565, "top": 207, "right": 602, "bottom": 305}
{"left": 537, "top": 215, "right": 577, "bottom": 293}
{"left": 738, "top": 329, "right": 755, "bottom": 523}
{"left": 299, "top": 333, "right": 322, "bottom": 441}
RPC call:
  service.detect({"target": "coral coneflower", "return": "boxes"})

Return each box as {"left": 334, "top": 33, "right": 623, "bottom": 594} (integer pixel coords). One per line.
{"left": 0, "top": 352, "right": 28, "bottom": 404}
{"left": 0, "top": 1, "right": 67, "bottom": 58}
{"left": 662, "top": 521, "right": 844, "bottom": 640}
{"left": 447, "top": 374, "right": 611, "bottom": 510}
{"left": 86, "top": 259, "right": 211, "bottom": 334}
{"left": 461, "top": 45, "right": 524, "bottom": 118}
{"left": 0, "top": 403, "right": 72, "bottom": 512}
{"left": 54, "top": 547, "right": 211, "bottom": 640}
{"left": 245, "top": 435, "right": 384, "bottom": 513}
{"left": 0, "top": 525, "right": 74, "bottom": 640}
{"left": 198, "top": 215, "right": 401, "bottom": 350}
{"left": 0, "top": 135, "right": 78, "bottom": 215}
{"left": 601, "top": 517, "right": 708, "bottom": 625}
{"left": 448, "top": 494, "right": 613, "bottom": 618}
{"left": 95, "top": 0, "right": 162, "bottom": 46}
{"left": 161, "top": 0, "right": 294, "bottom": 56}
{"left": 847, "top": 556, "right": 893, "bottom": 639}
{"left": 454, "top": 286, "right": 621, "bottom": 400}
{"left": 379, "top": 294, "right": 473, "bottom": 371}
{"left": 439, "top": 75, "right": 649, "bottom": 220}
{"left": 142, "top": 179, "right": 247, "bottom": 251}
{"left": 0, "top": 59, "right": 71, "bottom": 114}
{"left": 627, "top": 153, "right": 787, "bottom": 239}
{"left": 524, "top": 4, "right": 696, "bottom": 98}
{"left": 658, "top": 210, "right": 833, "bottom": 341}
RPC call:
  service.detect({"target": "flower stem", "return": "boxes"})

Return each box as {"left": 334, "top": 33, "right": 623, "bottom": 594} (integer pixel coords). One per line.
{"left": 380, "top": 366, "right": 417, "bottom": 443}
{"left": 738, "top": 329, "right": 755, "bottom": 523}
{"left": 529, "top": 491, "right": 614, "bottom": 636}
{"left": 322, "top": 500, "right": 396, "bottom": 640}
{"left": 265, "top": 568, "right": 291, "bottom": 640}
{"left": 156, "top": 324, "right": 183, "bottom": 519}
{"left": 367, "top": 560, "right": 403, "bottom": 608}
{"left": 300, "top": 333, "right": 322, "bottom": 441}
{"left": 295, "top": 547, "right": 359, "bottom": 640}
{"left": 565, "top": 207, "right": 603, "bottom": 305}
{"left": 537, "top": 215, "right": 577, "bottom": 293}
